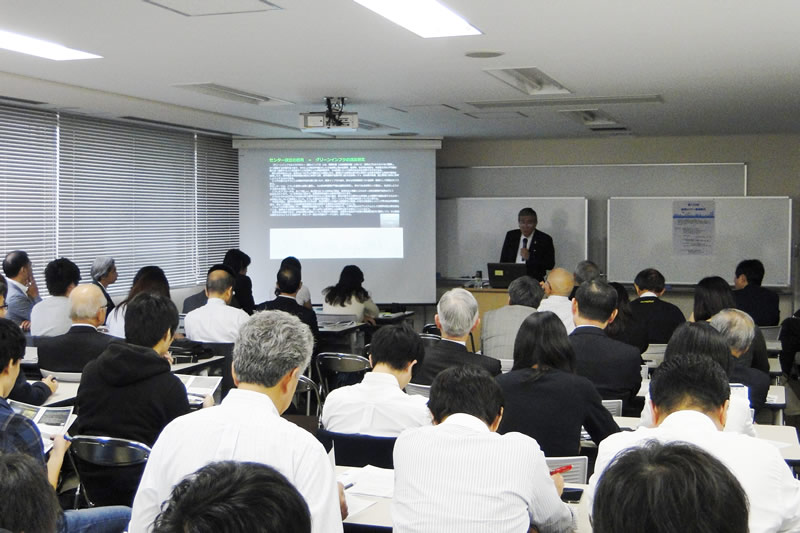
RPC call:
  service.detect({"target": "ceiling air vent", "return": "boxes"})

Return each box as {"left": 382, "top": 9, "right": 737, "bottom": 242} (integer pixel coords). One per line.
{"left": 483, "top": 67, "right": 570, "bottom": 96}
{"left": 559, "top": 109, "right": 630, "bottom": 134}
{"left": 173, "top": 83, "right": 292, "bottom": 106}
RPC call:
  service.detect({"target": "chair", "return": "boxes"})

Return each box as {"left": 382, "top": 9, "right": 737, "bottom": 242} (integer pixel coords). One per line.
{"left": 38, "top": 369, "right": 82, "bottom": 382}
{"left": 316, "top": 428, "right": 396, "bottom": 469}
{"left": 201, "top": 342, "right": 234, "bottom": 399}
{"left": 405, "top": 382, "right": 431, "bottom": 398}
{"left": 545, "top": 456, "right": 588, "bottom": 484}
{"left": 67, "top": 436, "right": 151, "bottom": 508}
{"left": 421, "top": 324, "right": 475, "bottom": 352}
{"left": 295, "top": 374, "right": 322, "bottom": 416}
{"left": 601, "top": 399, "right": 623, "bottom": 417}
{"left": 315, "top": 353, "right": 371, "bottom": 398}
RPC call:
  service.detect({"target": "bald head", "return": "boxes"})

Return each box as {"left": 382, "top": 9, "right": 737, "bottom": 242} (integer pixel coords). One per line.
{"left": 69, "top": 283, "right": 107, "bottom": 326}
{"left": 206, "top": 267, "right": 235, "bottom": 302}
{"left": 545, "top": 268, "right": 574, "bottom": 297}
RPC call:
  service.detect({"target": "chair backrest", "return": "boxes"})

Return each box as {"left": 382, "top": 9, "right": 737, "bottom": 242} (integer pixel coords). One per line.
{"left": 315, "top": 353, "right": 371, "bottom": 397}
{"left": 316, "top": 428, "right": 396, "bottom": 469}
{"left": 421, "top": 324, "right": 441, "bottom": 336}
{"left": 405, "top": 382, "right": 431, "bottom": 398}
{"left": 601, "top": 399, "right": 623, "bottom": 417}
{"left": 69, "top": 436, "right": 151, "bottom": 466}
{"left": 545, "top": 456, "right": 588, "bottom": 484}
{"left": 295, "top": 375, "right": 322, "bottom": 417}
{"left": 202, "top": 342, "right": 235, "bottom": 399}
{"left": 38, "top": 369, "right": 82, "bottom": 382}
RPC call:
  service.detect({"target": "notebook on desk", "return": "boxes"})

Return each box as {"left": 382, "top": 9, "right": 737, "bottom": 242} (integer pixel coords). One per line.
{"left": 487, "top": 262, "right": 527, "bottom": 289}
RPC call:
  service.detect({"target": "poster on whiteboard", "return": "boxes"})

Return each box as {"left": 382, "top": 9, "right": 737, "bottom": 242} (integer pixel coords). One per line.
{"left": 672, "top": 200, "right": 715, "bottom": 255}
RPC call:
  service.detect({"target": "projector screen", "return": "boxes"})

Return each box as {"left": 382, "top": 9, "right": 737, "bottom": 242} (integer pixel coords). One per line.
{"left": 237, "top": 140, "right": 439, "bottom": 305}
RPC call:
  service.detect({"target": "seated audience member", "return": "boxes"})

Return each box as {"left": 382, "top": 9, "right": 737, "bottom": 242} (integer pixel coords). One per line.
{"left": 0, "top": 319, "right": 131, "bottom": 532}
{"left": 0, "top": 451, "right": 62, "bottom": 533}
{"left": 606, "top": 282, "right": 649, "bottom": 353}
{"left": 129, "top": 311, "right": 344, "bottom": 533}
{"left": 592, "top": 441, "right": 749, "bottom": 533}
{"left": 2, "top": 250, "right": 41, "bottom": 331}
{"left": 37, "top": 283, "right": 117, "bottom": 373}
{"left": 322, "top": 265, "right": 379, "bottom": 324}
{"left": 256, "top": 265, "right": 319, "bottom": 342}
{"left": 224, "top": 248, "right": 255, "bottom": 315}
{"left": 496, "top": 312, "right": 619, "bottom": 457}
{"left": 0, "top": 275, "right": 57, "bottom": 405}
{"left": 321, "top": 324, "right": 430, "bottom": 436}
{"left": 569, "top": 280, "right": 642, "bottom": 413}
{"left": 779, "top": 308, "right": 800, "bottom": 377}
{"left": 185, "top": 264, "right": 249, "bottom": 343}
{"left": 694, "top": 275, "right": 769, "bottom": 374}
{"left": 91, "top": 256, "right": 118, "bottom": 321}
{"left": 710, "top": 309, "right": 770, "bottom": 415}
{"left": 282, "top": 256, "right": 313, "bottom": 309}
{"left": 393, "top": 365, "right": 574, "bottom": 533}
{"left": 480, "top": 276, "right": 543, "bottom": 360}
{"left": 537, "top": 267, "right": 576, "bottom": 333}
{"left": 75, "top": 293, "right": 193, "bottom": 506}
{"left": 412, "top": 288, "right": 501, "bottom": 385}
{"left": 629, "top": 268, "right": 685, "bottom": 344}
{"left": 588, "top": 355, "right": 800, "bottom": 533}
{"left": 569, "top": 259, "right": 601, "bottom": 299}
{"left": 638, "top": 322, "right": 756, "bottom": 436}
{"left": 152, "top": 461, "right": 311, "bottom": 533}
{"left": 734, "top": 259, "right": 779, "bottom": 326}
{"left": 106, "top": 266, "right": 170, "bottom": 339}
{"left": 31, "top": 257, "right": 81, "bottom": 337}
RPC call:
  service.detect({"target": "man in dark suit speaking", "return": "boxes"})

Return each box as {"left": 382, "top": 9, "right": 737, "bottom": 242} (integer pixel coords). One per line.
{"left": 500, "top": 207, "right": 555, "bottom": 282}
{"left": 256, "top": 265, "right": 319, "bottom": 345}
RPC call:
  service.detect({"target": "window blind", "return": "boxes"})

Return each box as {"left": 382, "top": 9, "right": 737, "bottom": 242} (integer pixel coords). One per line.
{"left": 0, "top": 106, "right": 58, "bottom": 281}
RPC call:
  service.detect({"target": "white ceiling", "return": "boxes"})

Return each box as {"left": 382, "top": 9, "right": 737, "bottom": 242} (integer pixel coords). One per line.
{"left": 1, "top": 0, "right": 799, "bottom": 140}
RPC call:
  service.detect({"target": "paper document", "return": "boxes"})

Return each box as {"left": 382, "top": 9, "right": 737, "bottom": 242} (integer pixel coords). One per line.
{"left": 175, "top": 374, "right": 222, "bottom": 404}
{"left": 344, "top": 493, "right": 377, "bottom": 517}
{"left": 345, "top": 465, "right": 395, "bottom": 498}
{"left": 9, "top": 400, "right": 75, "bottom": 453}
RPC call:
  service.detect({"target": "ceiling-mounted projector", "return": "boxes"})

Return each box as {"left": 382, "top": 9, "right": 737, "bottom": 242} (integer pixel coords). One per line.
{"left": 300, "top": 96, "right": 358, "bottom": 132}
{"left": 300, "top": 112, "right": 359, "bottom": 132}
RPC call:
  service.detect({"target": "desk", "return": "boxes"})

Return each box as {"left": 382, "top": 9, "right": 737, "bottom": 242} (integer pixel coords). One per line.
{"left": 338, "top": 465, "right": 592, "bottom": 532}
{"left": 374, "top": 311, "right": 415, "bottom": 325}
{"left": 770, "top": 357, "right": 782, "bottom": 383}
{"left": 35, "top": 355, "right": 225, "bottom": 407}
{"left": 612, "top": 416, "right": 800, "bottom": 465}
{"left": 318, "top": 322, "right": 365, "bottom": 355}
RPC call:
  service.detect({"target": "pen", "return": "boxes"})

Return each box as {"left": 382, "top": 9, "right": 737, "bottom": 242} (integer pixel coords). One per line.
{"left": 549, "top": 465, "right": 572, "bottom": 476}
{"left": 343, "top": 482, "right": 354, "bottom": 490}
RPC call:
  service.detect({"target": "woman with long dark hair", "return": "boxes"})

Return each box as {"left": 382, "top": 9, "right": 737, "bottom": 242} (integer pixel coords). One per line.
{"left": 606, "top": 282, "right": 648, "bottom": 354}
{"left": 107, "top": 266, "right": 170, "bottom": 338}
{"left": 495, "top": 311, "right": 619, "bottom": 456}
{"left": 322, "top": 265, "right": 379, "bottom": 325}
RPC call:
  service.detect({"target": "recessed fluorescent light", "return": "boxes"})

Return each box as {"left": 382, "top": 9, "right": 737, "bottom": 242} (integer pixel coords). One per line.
{"left": 0, "top": 29, "right": 102, "bottom": 61}
{"left": 353, "top": 0, "right": 481, "bottom": 38}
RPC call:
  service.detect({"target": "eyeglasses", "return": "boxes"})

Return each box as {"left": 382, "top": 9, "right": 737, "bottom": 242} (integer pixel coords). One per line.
{"left": 0, "top": 304, "right": 8, "bottom": 310}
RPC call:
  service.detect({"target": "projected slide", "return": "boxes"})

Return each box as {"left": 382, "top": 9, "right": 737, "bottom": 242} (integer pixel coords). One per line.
{"left": 239, "top": 143, "right": 437, "bottom": 304}
{"left": 267, "top": 156, "right": 403, "bottom": 258}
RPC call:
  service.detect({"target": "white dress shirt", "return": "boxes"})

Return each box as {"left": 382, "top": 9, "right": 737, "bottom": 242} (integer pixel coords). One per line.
{"left": 321, "top": 372, "right": 431, "bottom": 436}
{"left": 296, "top": 284, "right": 312, "bottom": 307}
{"left": 106, "top": 303, "right": 127, "bottom": 339}
{"left": 638, "top": 383, "right": 757, "bottom": 436}
{"left": 392, "top": 413, "right": 574, "bottom": 533}
{"left": 588, "top": 410, "right": 800, "bottom": 533}
{"left": 322, "top": 297, "right": 379, "bottom": 322}
{"left": 184, "top": 297, "right": 249, "bottom": 343}
{"left": 536, "top": 295, "right": 575, "bottom": 334}
{"left": 516, "top": 233, "right": 532, "bottom": 263}
{"left": 129, "top": 389, "right": 343, "bottom": 533}
{"left": 30, "top": 296, "right": 71, "bottom": 337}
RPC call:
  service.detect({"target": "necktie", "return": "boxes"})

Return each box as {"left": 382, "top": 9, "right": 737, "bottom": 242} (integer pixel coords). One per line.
{"left": 521, "top": 238, "right": 528, "bottom": 262}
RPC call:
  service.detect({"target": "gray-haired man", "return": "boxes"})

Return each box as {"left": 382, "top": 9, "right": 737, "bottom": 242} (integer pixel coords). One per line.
{"left": 129, "top": 311, "right": 344, "bottom": 533}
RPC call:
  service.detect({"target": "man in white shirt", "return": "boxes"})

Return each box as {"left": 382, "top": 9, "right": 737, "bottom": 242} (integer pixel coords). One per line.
{"left": 129, "top": 310, "right": 344, "bottom": 533}
{"left": 393, "top": 365, "right": 574, "bottom": 533}
{"left": 184, "top": 264, "right": 249, "bottom": 343}
{"left": 321, "top": 324, "right": 431, "bottom": 436}
{"left": 536, "top": 267, "right": 575, "bottom": 334}
{"left": 2, "top": 250, "right": 42, "bottom": 332}
{"left": 480, "top": 276, "right": 542, "bottom": 360}
{"left": 588, "top": 355, "right": 800, "bottom": 533}
{"left": 31, "top": 258, "right": 81, "bottom": 337}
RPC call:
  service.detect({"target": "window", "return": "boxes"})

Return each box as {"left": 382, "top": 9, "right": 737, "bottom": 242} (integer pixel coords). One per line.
{"left": 0, "top": 104, "right": 239, "bottom": 295}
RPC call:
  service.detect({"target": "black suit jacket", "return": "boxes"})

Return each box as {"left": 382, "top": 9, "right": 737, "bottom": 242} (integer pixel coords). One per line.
{"left": 499, "top": 229, "right": 555, "bottom": 282}
{"left": 256, "top": 296, "right": 320, "bottom": 342}
{"left": 734, "top": 285, "right": 780, "bottom": 326}
{"left": 92, "top": 281, "right": 115, "bottom": 324}
{"left": 36, "top": 325, "right": 117, "bottom": 372}
{"left": 412, "top": 339, "right": 501, "bottom": 386}
{"left": 182, "top": 291, "right": 207, "bottom": 314}
{"left": 569, "top": 326, "right": 642, "bottom": 411}
{"left": 628, "top": 296, "right": 685, "bottom": 344}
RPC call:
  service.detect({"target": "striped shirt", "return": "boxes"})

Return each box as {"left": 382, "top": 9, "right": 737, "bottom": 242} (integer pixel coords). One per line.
{"left": 0, "top": 396, "right": 45, "bottom": 463}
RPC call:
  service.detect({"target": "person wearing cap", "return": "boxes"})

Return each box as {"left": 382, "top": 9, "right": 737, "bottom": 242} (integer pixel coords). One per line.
{"left": 91, "top": 256, "right": 117, "bottom": 323}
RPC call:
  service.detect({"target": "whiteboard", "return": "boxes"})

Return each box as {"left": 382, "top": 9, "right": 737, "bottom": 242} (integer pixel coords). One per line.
{"left": 607, "top": 197, "right": 792, "bottom": 287}
{"left": 437, "top": 197, "right": 587, "bottom": 279}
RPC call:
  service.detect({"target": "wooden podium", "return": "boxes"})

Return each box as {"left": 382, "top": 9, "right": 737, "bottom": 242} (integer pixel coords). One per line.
{"left": 465, "top": 287, "right": 509, "bottom": 353}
